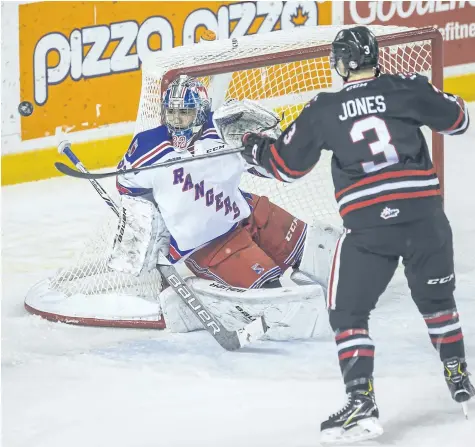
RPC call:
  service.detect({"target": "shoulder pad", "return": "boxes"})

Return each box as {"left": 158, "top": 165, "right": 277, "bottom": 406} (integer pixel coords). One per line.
{"left": 126, "top": 125, "right": 171, "bottom": 160}
{"left": 395, "top": 72, "right": 429, "bottom": 83}
{"left": 304, "top": 92, "right": 327, "bottom": 109}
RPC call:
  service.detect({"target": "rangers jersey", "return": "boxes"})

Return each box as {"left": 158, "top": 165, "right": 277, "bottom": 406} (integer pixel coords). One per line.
{"left": 117, "top": 113, "right": 267, "bottom": 263}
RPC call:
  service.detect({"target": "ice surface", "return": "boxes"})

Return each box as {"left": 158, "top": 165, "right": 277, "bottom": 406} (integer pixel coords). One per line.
{"left": 2, "top": 105, "right": 475, "bottom": 446}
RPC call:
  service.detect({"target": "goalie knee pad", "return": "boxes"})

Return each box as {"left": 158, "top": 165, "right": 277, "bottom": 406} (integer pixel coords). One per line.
{"left": 292, "top": 223, "right": 342, "bottom": 289}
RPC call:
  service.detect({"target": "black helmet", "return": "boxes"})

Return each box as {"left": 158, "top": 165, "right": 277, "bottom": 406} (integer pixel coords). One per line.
{"left": 331, "top": 26, "right": 380, "bottom": 81}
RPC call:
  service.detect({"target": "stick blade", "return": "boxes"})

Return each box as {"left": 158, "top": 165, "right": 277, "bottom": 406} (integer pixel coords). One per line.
{"left": 55, "top": 162, "right": 82, "bottom": 177}
{"left": 55, "top": 162, "right": 110, "bottom": 179}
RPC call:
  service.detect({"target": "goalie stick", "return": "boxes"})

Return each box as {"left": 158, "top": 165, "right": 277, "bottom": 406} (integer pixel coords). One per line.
{"left": 55, "top": 146, "right": 245, "bottom": 180}
{"left": 58, "top": 141, "right": 267, "bottom": 351}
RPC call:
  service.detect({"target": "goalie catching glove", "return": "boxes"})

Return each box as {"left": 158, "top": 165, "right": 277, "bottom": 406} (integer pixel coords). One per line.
{"left": 213, "top": 99, "right": 282, "bottom": 150}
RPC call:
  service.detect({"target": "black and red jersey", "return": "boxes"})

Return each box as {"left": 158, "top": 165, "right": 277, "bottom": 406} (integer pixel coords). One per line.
{"left": 261, "top": 73, "right": 469, "bottom": 229}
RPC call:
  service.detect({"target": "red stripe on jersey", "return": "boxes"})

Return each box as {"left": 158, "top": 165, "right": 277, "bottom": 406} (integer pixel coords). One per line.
{"left": 269, "top": 159, "right": 284, "bottom": 182}
{"left": 132, "top": 141, "right": 170, "bottom": 168}
{"left": 335, "top": 168, "right": 436, "bottom": 199}
{"left": 327, "top": 234, "right": 344, "bottom": 309}
{"left": 444, "top": 97, "right": 466, "bottom": 132}
{"left": 270, "top": 144, "right": 313, "bottom": 178}
{"left": 116, "top": 179, "right": 132, "bottom": 195}
{"left": 339, "top": 189, "right": 441, "bottom": 217}
{"left": 338, "top": 349, "right": 374, "bottom": 360}
{"left": 424, "top": 312, "right": 458, "bottom": 324}
{"left": 335, "top": 328, "right": 369, "bottom": 341}
{"left": 431, "top": 333, "right": 463, "bottom": 344}
{"left": 168, "top": 245, "right": 181, "bottom": 261}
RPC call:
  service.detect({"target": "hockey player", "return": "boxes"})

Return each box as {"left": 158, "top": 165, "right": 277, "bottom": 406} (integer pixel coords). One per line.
{"left": 110, "top": 75, "right": 339, "bottom": 334}
{"left": 233, "top": 26, "right": 473, "bottom": 443}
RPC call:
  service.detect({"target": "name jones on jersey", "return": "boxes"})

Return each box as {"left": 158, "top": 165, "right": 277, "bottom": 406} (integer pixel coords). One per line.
{"left": 339, "top": 95, "right": 386, "bottom": 121}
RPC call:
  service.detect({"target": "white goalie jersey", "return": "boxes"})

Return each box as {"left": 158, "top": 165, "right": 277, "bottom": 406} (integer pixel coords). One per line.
{"left": 116, "top": 111, "right": 271, "bottom": 264}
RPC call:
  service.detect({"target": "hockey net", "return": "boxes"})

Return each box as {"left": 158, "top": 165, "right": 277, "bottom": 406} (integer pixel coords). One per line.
{"left": 25, "top": 25, "right": 443, "bottom": 328}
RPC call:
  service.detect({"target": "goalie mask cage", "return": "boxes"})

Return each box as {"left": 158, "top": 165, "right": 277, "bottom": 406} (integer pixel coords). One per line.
{"left": 25, "top": 25, "right": 443, "bottom": 328}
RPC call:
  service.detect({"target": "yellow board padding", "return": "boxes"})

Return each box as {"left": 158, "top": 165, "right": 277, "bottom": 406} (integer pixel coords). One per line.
{"left": 1, "top": 134, "right": 132, "bottom": 186}
{"left": 445, "top": 72, "right": 475, "bottom": 102}
{"left": 2, "top": 72, "right": 474, "bottom": 186}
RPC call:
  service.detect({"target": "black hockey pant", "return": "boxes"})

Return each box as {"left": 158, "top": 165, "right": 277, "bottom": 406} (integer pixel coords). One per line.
{"left": 327, "top": 207, "right": 465, "bottom": 392}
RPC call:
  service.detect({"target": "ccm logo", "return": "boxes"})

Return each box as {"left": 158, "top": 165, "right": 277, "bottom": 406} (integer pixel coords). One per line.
{"left": 427, "top": 273, "right": 454, "bottom": 285}
{"left": 285, "top": 218, "right": 299, "bottom": 242}
{"left": 166, "top": 274, "right": 221, "bottom": 334}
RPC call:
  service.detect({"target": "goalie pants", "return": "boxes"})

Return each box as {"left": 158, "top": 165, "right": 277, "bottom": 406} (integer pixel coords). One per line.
{"left": 327, "top": 207, "right": 465, "bottom": 391}
{"left": 185, "top": 194, "right": 306, "bottom": 289}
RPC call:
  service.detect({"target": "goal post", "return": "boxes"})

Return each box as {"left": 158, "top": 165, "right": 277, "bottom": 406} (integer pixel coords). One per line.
{"left": 25, "top": 25, "right": 444, "bottom": 328}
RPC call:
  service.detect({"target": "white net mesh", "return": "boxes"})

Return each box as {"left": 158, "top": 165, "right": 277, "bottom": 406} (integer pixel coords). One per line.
{"left": 48, "top": 217, "right": 163, "bottom": 301}
{"left": 41, "top": 25, "right": 435, "bottom": 308}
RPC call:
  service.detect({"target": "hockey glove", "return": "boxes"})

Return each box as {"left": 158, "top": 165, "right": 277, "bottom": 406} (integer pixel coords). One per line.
{"left": 241, "top": 133, "right": 275, "bottom": 167}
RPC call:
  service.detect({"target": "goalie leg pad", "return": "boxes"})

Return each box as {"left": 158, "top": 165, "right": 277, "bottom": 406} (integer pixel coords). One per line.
{"left": 160, "top": 277, "right": 329, "bottom": 340}
{"left": 293, "top": 223, "right": 342, "bottom": 289}
{"left": 160, "top": 281, "right": 203, "bottom": 333}
{"left": 108, "top": 195, "right": 170, "bottom": 276}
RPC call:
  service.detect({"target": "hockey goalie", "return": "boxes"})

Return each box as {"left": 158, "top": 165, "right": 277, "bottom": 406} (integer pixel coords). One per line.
{"left": 110, "top": 75, "right": 341, "bottom": 340}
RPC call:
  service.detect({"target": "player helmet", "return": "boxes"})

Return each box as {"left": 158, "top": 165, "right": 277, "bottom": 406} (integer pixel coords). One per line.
{"left": 330, "top": 26, "right": 380, "bottom": 81}
{"left": 162, "top": 75, "right": 212, "bottom": 152}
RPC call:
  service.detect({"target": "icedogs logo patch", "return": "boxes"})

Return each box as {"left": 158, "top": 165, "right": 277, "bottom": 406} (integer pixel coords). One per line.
{"left": 380, "top": 207, "right": 399, "bottom": 220}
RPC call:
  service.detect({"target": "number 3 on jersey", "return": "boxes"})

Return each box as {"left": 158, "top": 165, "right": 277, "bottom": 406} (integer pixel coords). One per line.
{"left": 350, "top": 116, "right": 399, "bottom": 173}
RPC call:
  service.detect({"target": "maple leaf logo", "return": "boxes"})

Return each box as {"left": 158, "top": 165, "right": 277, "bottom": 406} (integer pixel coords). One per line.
{"left": 290, "top": 5, "right": 309, "bottom": 27}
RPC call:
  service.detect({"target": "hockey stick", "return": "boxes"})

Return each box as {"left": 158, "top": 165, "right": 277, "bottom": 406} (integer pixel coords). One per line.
{"left": 55, "top": 145, "right": 245, "bottom": 180}
{"left": 59, "top": 141, "right": 267, "bottom": 351}
{"left": 58, "top": 142, "right": 121, "bottom": 217}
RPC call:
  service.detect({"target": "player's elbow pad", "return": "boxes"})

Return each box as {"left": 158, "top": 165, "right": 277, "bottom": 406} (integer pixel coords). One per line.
{"left": 440, "top": 99, "right": 470, "bottom": 136}
{"left": 450, "top": 113, "right": 470, "bottom": 135}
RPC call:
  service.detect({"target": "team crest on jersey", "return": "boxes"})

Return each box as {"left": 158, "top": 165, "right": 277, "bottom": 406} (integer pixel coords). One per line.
{"left": 380, "top": 207, "right": 399, "bottom": 220}
{"left": 173, "top": 135, "right": 188, "bottom": 149}
{"left": 127, "top": 139, "right": 138, "bottom": 157}
{"left": 251, "top": 263, "right": 265, "bottom": 275}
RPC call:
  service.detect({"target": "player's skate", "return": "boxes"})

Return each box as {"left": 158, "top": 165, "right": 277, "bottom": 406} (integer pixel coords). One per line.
{"left": 444, "top": 357, "right": 475, "bottom": 418}
{"left": 320, "top": 387, "right": 383, "bottom": 445}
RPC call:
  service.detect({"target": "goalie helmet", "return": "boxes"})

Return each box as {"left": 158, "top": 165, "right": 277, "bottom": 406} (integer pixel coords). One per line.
{"left": 162, "top": 75, "right": 212, "bottom": 152}
{"left": 330, "top": 26, "right": 380, "bottom": 81}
